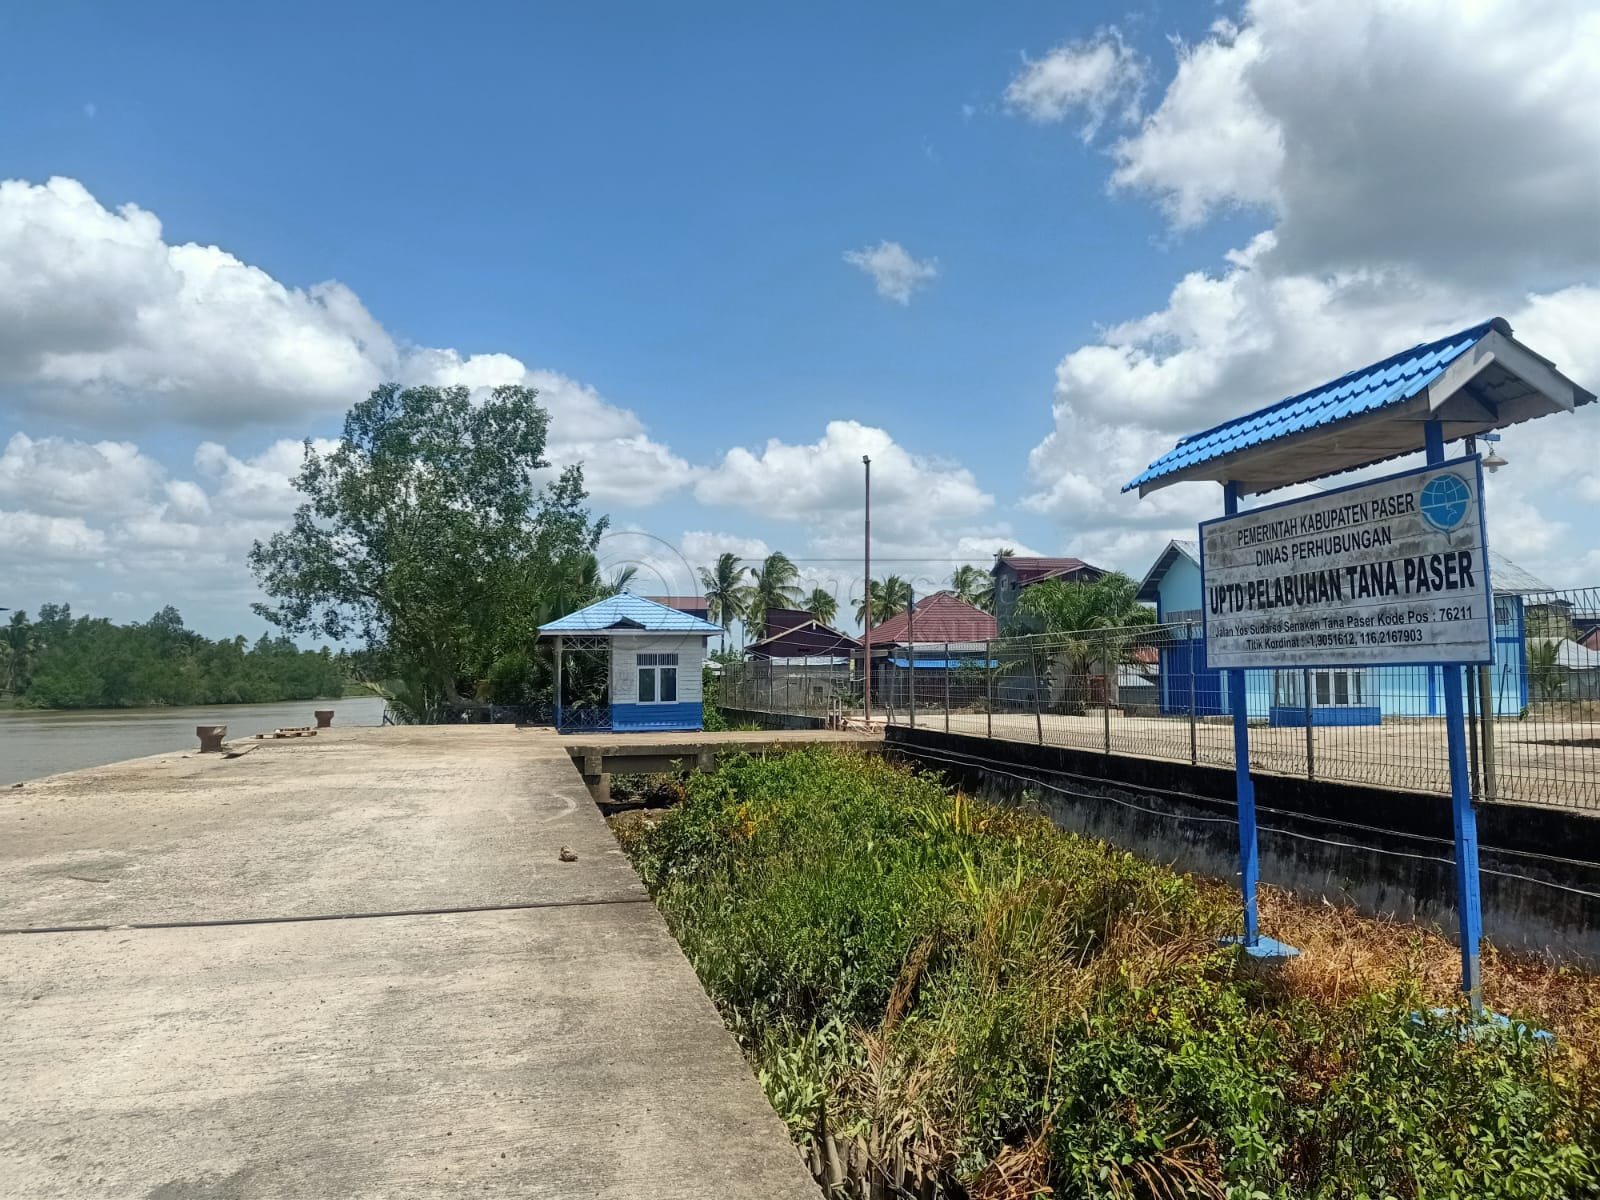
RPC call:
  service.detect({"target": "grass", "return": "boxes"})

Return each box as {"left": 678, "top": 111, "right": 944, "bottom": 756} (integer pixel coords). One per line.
{"left": 618, "top": 747, "right": 1600, "bottom": 1199}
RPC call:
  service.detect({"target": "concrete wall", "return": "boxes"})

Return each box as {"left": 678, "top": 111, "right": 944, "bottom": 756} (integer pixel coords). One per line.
{"left": 717, "top": 707, "right": 829, "bottom": 731}
{"left": 887, "top": 726, "right": 1600, "bottom": 963}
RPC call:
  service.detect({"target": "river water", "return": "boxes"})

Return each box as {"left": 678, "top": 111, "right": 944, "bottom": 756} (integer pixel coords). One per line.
{"left": 0, "top": 695, "right": 388, "bottom": 783}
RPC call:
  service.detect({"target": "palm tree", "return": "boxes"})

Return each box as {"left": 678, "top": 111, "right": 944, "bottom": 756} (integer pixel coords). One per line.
{"left": 747, "top": 551, "right": 803, "bottom": 636}
{"left": 950, "top": 565, "right": 986, "bottom": 608}
{"left": 699, "top": 553, "right": 752, "bottom": 648}
{"left": 975, "top": 547, "right": 1016, "bottom": 614}
{"left": 804, "top": 587, "right": 838, "bottom": 627}
{"left": 606, "top": 564, "right": 639, "bottom": 595}
{"left": 854, "top": 575, "right": 914, "bottom": 629}
{"left": 1015, "top": 572, "right": 1153, "bottom": 713}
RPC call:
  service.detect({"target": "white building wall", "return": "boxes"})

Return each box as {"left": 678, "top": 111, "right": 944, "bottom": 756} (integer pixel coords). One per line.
{"left": 609, "top": 635, "right": 704, "bottom": 702}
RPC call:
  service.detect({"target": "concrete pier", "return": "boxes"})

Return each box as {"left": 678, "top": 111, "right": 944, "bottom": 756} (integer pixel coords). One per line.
{"left": 0, "top": 726, "right": 819, "bottom": 1199}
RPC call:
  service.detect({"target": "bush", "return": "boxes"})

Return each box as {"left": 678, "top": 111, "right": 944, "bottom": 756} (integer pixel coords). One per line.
{"left": 622, "top": 748, "right": 1600, "bottom": 1198}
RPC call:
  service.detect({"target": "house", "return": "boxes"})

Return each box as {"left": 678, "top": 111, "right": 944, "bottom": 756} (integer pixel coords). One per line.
{"left": 745, "top": 607, "right": 862, "bottom": 660}
{"left": 990, "top": 556, "right": 1107, "bottom": 629}
{"left": 866, "top": 592, "right": 998, "bottom": 710}
{"left": 644, "top": 595, "right": 711, "bottom": 621}
{"left": 538, "top": 593, "right": 721, "bottom": 732}
{"left": 1136, "top": 540, "right": 1550, "bottom": 723}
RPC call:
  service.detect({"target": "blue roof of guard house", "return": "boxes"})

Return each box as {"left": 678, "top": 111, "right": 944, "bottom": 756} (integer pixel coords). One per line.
{"left": 538, "top": 592, "right": 723, "bottom": 636}
{"left": 1123, "top": 318, "right": 1594, "bottom": 498}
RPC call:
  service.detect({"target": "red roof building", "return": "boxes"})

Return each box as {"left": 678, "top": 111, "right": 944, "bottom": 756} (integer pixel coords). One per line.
{"left": 868, "top": 591, "right": 997, "bottom": 646}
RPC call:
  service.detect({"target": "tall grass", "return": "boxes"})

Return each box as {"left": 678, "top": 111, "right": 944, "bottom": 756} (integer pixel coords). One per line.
{"left": 620, "top": 748, "right": 1600, "bottom": 1198}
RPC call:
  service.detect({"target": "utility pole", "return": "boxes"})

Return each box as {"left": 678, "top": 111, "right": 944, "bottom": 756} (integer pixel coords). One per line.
{"left": 862, "top": 455, "right": 871, "bottom": 725}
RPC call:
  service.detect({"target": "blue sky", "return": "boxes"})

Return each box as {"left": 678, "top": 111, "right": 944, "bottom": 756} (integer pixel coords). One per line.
{"left": 1, "top": 1, "right": 1596, "bottom": 638}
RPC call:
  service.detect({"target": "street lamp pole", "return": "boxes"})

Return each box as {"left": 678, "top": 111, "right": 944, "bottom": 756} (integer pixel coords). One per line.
{"left": 862, "top": 455, "right": 871, "bottom": 725}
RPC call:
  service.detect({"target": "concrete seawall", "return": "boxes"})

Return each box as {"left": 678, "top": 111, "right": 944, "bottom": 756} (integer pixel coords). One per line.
{"left": 884, "top": 726, "right": 1600, "bottom": 964}
{"left": 0, "top": 725, "right": 819, "bottom": 1199}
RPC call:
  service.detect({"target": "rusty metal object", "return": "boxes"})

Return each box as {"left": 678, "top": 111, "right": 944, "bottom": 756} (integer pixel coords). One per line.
{"left": 196, "top": 725, "right": 227, "bottom": 753}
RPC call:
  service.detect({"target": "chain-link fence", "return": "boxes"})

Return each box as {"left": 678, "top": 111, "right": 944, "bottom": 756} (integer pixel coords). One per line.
{"left": 719, "top": 588, "right": 1600, "bottom": 811}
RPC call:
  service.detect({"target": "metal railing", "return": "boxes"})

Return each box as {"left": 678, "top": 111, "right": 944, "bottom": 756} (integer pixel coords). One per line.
{"left": 719, "top": 589, "right": 1600, "bottom": 811}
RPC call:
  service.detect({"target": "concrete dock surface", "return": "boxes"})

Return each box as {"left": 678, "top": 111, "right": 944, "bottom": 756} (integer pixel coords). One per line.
{"left": 0, "top": 725, "right": 820, "bottom": 1199}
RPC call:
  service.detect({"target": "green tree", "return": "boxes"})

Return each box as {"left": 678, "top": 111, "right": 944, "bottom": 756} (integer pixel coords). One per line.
{"left": 1528, "top": 639, "right": 1567, "bottom": 702}
{"left": 855, "top": 575, "right": 913, "bottom": 629}
{"left": 803, "top": 587, "right": 838, "bottom": 627}
{"left": 699, "top": 553, "right": 752, "bottom": 648}
{"left": 1015, "top": 572, "right": 1153, "bottom": 713}
{"left": 950, "top": 564, "right": 987, "bottom": 608}
{"left": 747, "top": 551, "right": 802, "bottom": 636}
{"left": 249, "top": 383, "right": 605, "bottom": 713}
{"left": 2, "top": 611, "right": 35, "bottom": 693}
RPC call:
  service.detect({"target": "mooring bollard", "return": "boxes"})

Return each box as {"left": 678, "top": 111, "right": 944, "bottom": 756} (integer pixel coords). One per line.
{"left": 314, "top": 710, "right": 334, "bottom": 729}
{"left": 196, "top": 725, "right": 227, "bottom": 753}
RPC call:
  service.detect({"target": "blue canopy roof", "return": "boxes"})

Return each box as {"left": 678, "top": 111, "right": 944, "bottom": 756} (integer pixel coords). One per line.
{"left": 1124, "top": 318, "right": 1593, "bottom": 498}
{"left": 538, "top": 592, "right": 722, "bottom": 636}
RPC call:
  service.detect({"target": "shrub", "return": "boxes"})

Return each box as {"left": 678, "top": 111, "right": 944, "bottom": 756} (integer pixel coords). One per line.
{"left": 623, "top": 748, "right": 1600, "bottom": 1197}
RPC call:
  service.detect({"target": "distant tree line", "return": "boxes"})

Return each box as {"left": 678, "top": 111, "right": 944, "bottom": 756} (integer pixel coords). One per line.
{"left": 1, "top": 604, "right": 345, "bottom": 709}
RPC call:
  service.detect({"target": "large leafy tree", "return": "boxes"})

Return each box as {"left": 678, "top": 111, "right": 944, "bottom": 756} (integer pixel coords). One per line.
{"left": 699, "top": 552, "right": 752, "bottom": 647}
{"left": 855, "top": 574, "right": 913, "bottom": 629}
{"left": 249, "top": 383, "right": 605, "bottom": 712}
{"left": 747, "top": 551, "right": 803, "bottom": 635}
{"left": 2, "top": 611, "right": 36, "bottom": 694}
{"left": 804, "top": 587, "right": 838, "bottom": 627}
{"left": 1015, "top": 572, "right": 1153, "bottom": 712}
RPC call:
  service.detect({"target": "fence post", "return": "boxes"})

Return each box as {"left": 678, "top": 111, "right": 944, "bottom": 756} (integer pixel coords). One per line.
{"left": 1102, "top": 630, "right": 1112, "bottom": 755}
{"left": 1186, "top": 621, "right": 1197, "bottom": 765}
{"left": 786, "top": 664, "right": 793, "bottom": 715}
{"left": 908, "top": 642, "right": 916, "bottom": 729}
{"left": 1478, "top": 663, "right": 1497, "bottom": 802}
{"left": 1303, "top": 667, "right": 1314, "bottom": 781}
{"left": 944, "top": 641, "right": 951, "bottom": 733}
{"left": 1030, "top": 639, "right": 1044, "bottom": 745}
{"left": 986, "top": 638, "right": 994, "bottom": 740}
{"left": 1466, "top": 662, "right": 1482, "bottom": 802}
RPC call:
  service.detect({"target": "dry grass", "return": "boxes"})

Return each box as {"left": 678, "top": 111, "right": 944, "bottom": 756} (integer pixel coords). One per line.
{"left": 1257, "top": 885, "right": 1600, "bottom": 1058}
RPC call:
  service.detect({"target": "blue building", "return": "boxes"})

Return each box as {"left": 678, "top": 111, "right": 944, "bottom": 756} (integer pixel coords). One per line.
{"left": 539, "top": 593, "right": 722, "bottom": 732}
{"left": 1137, "top": 540, "right": 1548, "bottom": 724}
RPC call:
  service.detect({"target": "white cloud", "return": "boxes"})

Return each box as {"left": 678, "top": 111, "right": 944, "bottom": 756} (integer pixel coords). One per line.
{"left": 1107, "top": 1, "right": 1600, "bottom": 278}
{"left": 843, "top": 241, "right": 939, "bottom": 305}
{"left": 0, "top": 510, "right": 108, "bottom": 559}
{"left": 0, "top": 177, "right": 393, "bottom": 428}
{"left": 0, "top": 176, "right": 690, "bottom": 510}
{"left": 1005, "top": 28, "right": 1146, "bottom": 139}
{"left": 1108, "top": 21, "right": 1281, "bottom": 228}
{"left": 0, "top": 433, "right": 167, "bottom": 517}
{"left": 1019, "top": 0, "right": 1600, "bottom": 587}
{"left": 696, "top": 419, "right": 990, "bottom": 540}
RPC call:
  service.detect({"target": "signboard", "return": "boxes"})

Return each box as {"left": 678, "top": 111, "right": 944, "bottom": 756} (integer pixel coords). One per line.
{"left": 1200, "top": 456, "right": 1493, "bottom": 669}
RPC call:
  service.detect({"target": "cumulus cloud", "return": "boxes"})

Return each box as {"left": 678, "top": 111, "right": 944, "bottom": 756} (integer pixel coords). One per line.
{"left": 1014, "top": 0, "right": 1600, "bottom": 587}
{"left": 0, "top": 433, "right": 167, "bottom": 517}
{"left": 0, "top": 510, "right": 108, "bottom": 560}
{"left": 843, "top": 241, "right": 939, "bottom": 305}
{"left": 1108, "top": 2, "right": 1599, "bottom": 279}
{"left": 1005, "top": 28, "right": 1146, "bottom": 139}
{"left": 0, "top": 176, "right": 690, "bottom": 509}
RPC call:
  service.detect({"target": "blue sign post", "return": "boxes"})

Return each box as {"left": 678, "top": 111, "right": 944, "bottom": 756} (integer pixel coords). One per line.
{"left": 1426, "top": 421, "right": 1485, "bottom": 1010}
{"left": 1121, "top": 320, "right": 1596, "bottom": 1006}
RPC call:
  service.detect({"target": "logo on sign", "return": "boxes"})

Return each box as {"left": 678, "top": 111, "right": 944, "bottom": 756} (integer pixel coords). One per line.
{"left": 1419, "top": 473, "right": 1472, "bottom": 533}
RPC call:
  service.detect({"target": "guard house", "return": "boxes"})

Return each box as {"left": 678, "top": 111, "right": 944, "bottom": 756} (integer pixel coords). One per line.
{"left": 539, "top": 593, "right": 721, "bottom": 733}
{"left": 1138, "top": 540, "right": 1551, "bottom": 723}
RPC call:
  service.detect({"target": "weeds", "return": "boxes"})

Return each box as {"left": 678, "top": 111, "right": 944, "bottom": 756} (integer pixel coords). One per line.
{"left": 618, "top": 748, "right": 1600, "bottom": 1197}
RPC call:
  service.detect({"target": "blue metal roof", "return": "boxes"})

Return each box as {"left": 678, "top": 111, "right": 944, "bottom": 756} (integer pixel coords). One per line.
{"left": 1124, "top": 319, "right": 1504, "bottom": 495}
{"left": 538, "top": 592, "right": 722, "bottom": 635}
